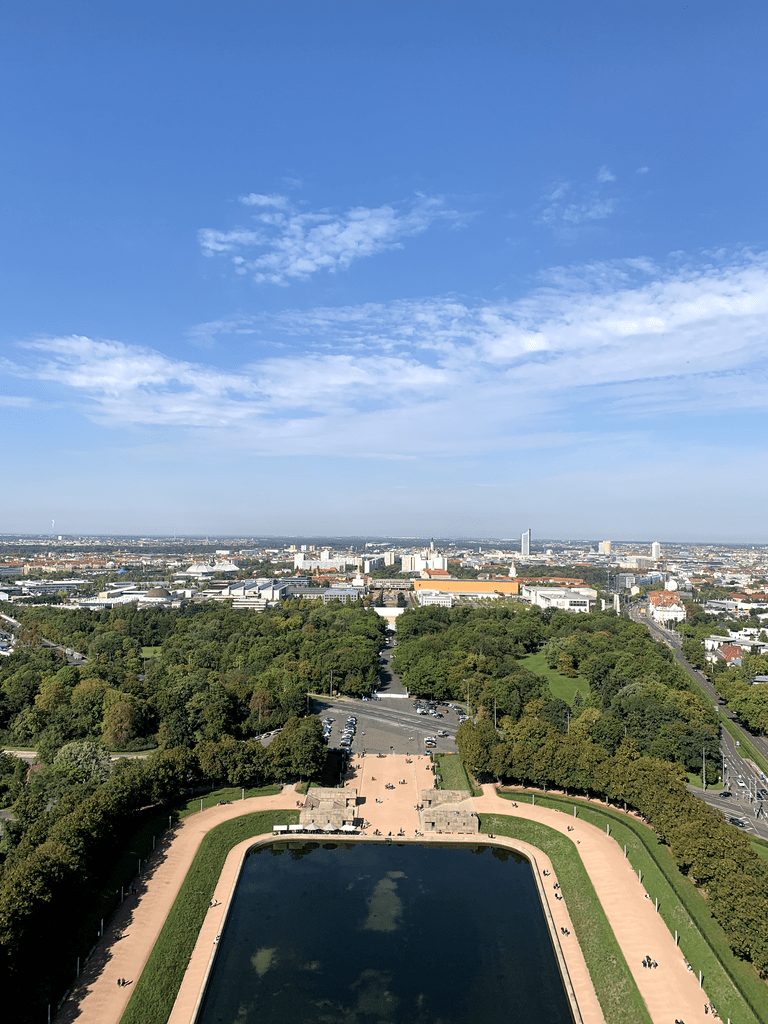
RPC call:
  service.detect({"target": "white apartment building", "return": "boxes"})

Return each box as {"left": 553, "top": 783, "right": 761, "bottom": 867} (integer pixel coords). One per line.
{"left": 648, "top": 590, "right": 686, "bottom": 625}
{"left": 521, "top": 585, "right": 596, "bottom": 613}
{"left": 417, "top": 590, "right": 453, "bottom": 608}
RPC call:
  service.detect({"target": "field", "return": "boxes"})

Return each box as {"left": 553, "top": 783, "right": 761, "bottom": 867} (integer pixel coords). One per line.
{"left": 496, "top": 790, "right": 767, "bottom": 1024}
{"left": 175, "top": 784, "right": 281, "bottom": 818}
{"left": 479, "top": 812, "right": 651, "bottom": 1024}
{"left": 520, "top": 650, "right": 591, "bottom": 704}
{"left": 120, "top": 810, "right": 298, "bottom": 1024}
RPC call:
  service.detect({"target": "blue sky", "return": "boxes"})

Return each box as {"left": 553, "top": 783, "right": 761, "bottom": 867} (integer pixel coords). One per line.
{"left": 3, "top": 1, "right": 768, "bottom": 540}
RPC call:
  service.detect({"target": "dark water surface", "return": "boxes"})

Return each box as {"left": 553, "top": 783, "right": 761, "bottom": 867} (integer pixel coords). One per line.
{"left": 198, "top": 841, "right": 574, "bottom": 1024}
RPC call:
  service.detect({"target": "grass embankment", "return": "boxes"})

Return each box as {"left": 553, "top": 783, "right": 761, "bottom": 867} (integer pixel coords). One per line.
{"left": 496, "top": 790, "right": 766, "bottom": 1024}
{"left": 120, "top": 809, "right": 298, "bottom": 1024}
{"left": 751, "top": 835, "right": 768, "bottom": 862}
{"left": 717, "top": 711, "right": 768, "bottom": 778}
{"left": 479, "top": 812, "right": 651, "bottom": 1024}
{"left": 175, "top": 784, "right": 281, "bottom": 818}
{"left": 520, "top": 651, "right": 590, "bottom": 705}
{"left": 433, "top": 752, "right": 481, "bottom": 795}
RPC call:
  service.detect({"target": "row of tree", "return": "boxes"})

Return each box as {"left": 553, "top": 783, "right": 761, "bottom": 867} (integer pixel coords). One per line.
{"left": 456, "top": 712, "right": 768, "bottom": 976}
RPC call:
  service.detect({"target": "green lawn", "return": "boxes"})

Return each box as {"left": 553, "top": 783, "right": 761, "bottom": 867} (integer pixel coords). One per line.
{"left": 175, "top": 784, "right": 281, "bottom": 818}
{"left": 520, "top": 650, "right": 590, "bottom": 705}
{"left": 120, "top": 809, "right": 298, "bottom": 1024}
{"left": 751, "top": 836, "right": 768, "bottom": 862}
{"left": 479, "top": 812, "right": 651, "bottom": 1024}
{"left": 140, "top": 646, "right": 162, "bottom": 659}
{"left": 686, "top": 771, "right": 724, "bottom": 790}
{"left": 497, "top": 790, "right": 766, "bottom": 1024}
{"left": 434, "top": 752, "right": 476, "bottom": 793}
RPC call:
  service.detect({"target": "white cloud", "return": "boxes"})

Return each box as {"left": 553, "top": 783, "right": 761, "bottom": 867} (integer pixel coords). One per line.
{"left": 636, "top": 166, "right": 649, "bottom": 174}
{"left": 0, "top": 395, "right": 33, "bottom": 408}
{"left": 561, "top": 198, "right": 616, "bottom": 224}
{"left": 199, "top": 193, "right": 462, "bottom": 284}
{"left": 13, "top": 252, "right": 768, "bottom": 458}
{"left": 239, "top": 193, "right": 291, "bottom": 209}
{"left": 538, "top": 170, "right": 618, "bottom": 232}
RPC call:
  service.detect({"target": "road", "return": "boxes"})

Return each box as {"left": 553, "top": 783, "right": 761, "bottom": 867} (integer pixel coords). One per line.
{"left": 376, "top": 636, "right": 408, "bottom": 695}
{"left": 629, "top": 601, "right": 768, "bottom": 839}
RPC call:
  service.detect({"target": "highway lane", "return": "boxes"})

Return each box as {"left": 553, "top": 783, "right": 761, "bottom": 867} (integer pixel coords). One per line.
{"left": 628, "top": 602, "right": 768, "bottom": 758}
{"left": 630, "top": 601, "right": 768, "bottom": 839}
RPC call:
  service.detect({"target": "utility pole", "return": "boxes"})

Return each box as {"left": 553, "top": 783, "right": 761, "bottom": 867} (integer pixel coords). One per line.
{"left": 702, "top": 746, "right": 706, "bottom": 790}
{"left": 494, "top": 697, "right": 497, "bottom": 729}
{"left": 330, "top": 669, "right": 333, "bottom": 698}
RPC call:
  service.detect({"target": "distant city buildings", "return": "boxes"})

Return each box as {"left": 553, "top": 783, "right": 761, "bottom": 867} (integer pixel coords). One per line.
{"left": 401, "top": 552, "right": 448, "bottom": 573}
{"left": 651, "top": 541, "right": 662, "bottom": 560}
{"left": 521, "top": 529, "right": 531, "bottom": 557}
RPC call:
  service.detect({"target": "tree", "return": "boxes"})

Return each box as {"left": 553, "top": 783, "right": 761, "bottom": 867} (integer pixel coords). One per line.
{"left": 145, "top": 746, "right": 197, "bottom": 802}
{"left": 455, "top": 720, "right": 497, "bottom": 777}
{"left": 53, "top": 740, "right": 111, "bottom": 785}
{"left": 557, "top": 652, "right": 578, "bottom": 678}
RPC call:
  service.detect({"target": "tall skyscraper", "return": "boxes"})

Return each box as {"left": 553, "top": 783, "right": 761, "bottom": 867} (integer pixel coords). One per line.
{"left": 651, "top": 541, "right": 661, "bottom": 560}
{"left": 598, "top": 540, "right": 612, "bottom": 555}
{"left": 521, "top": 529, "right": 531, "bottom": 557}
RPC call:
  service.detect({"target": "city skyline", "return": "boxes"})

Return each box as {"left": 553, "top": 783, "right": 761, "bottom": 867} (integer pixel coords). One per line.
{"left": 3, "top": 3, "right": 768, "bottom": 540}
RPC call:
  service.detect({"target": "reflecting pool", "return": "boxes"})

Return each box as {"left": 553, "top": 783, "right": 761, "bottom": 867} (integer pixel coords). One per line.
{"left": 198, "top": 841, "right": 574, "bottom": 1024}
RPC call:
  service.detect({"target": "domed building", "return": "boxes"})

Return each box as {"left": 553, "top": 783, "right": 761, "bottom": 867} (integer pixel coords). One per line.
{"left": 140, "top": 586, "right": 172, "bottom": 605}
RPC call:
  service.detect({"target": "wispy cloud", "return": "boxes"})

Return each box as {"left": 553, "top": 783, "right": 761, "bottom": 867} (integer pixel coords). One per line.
{"left": 537, "top": 168, "right": 618, "bottom": 233}
{"left": 198, "top": 193, "right": 462, "bottom": 285}
{"left": 12, "top": 252, "right": 768, "bottom": 458}
{"left": 239, "top": 193, "right": 292, "bottom": 209}
{"left": 636, "top": 166, "right": 649, "bottom": 174}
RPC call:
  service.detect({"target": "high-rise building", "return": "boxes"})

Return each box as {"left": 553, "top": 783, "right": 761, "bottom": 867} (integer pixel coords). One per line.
{"left": 521, "top": 529, "right": 531, "bottom": 557}
{"left": 651, "top": 541, "right": 661, "bottom": 560}
{"left": 598, "top": 540, "right": 612, "bottom": 555}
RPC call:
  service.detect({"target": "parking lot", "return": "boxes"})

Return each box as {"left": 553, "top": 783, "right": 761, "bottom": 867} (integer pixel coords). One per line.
{"left": 313, "top": 696, "right": 465, "bottom": 757}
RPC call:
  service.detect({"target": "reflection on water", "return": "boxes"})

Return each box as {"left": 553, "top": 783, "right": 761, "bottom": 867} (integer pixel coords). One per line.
{"left": 198, "top": 842, "right": 574, "bottom": 1024}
